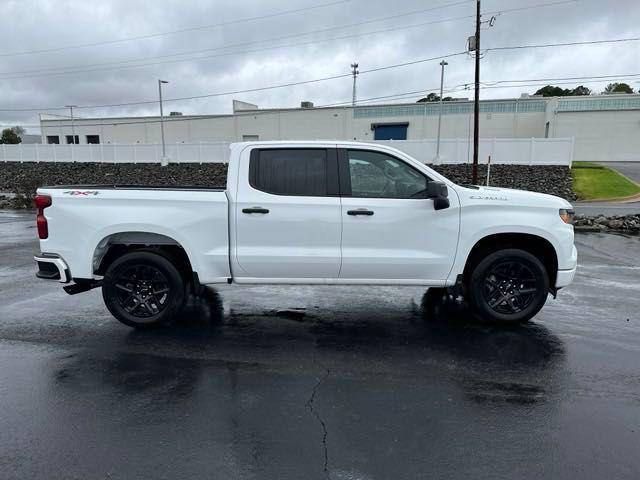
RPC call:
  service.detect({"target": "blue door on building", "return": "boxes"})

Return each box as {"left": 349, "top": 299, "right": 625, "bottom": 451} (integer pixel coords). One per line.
{"left": 372, "top": 123, "right": 408, "bottom": 140}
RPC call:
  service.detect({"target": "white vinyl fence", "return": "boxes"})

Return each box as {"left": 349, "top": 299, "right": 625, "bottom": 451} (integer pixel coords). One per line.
{"left": 377, "top": 138, "right": 574, "bottom": 166}
{"left": 0, "top": 138, "right": 574, "bottom": 166}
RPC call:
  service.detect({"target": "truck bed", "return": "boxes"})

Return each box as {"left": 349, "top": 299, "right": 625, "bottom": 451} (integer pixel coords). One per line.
{"left": 37, "top": 185, "right": 231, "bottom": 283}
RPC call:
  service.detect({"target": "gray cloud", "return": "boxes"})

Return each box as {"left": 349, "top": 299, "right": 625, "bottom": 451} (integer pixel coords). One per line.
{"left": 1, "top": 0, "right": 639, "bottom": 133}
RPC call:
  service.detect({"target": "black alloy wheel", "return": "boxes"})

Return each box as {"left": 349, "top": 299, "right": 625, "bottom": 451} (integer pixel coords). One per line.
{"left": 102, "top": 251, "right": 185, "bottom": 328}
{"left": 482, "top": 260, "right": 538, "bottom": 315}
{"left": 113, "top": 264, "right": 171, "bottom": 317}
{"left": 468, "top": 248, "right": 549, "bottom": 324}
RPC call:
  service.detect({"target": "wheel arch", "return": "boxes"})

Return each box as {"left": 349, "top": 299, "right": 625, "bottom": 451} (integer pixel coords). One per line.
{"left": 92, "top": 231, "right": 196, "bottom": 284}
{"left": 462, "top": 232, "right": 559, "bottom": 288}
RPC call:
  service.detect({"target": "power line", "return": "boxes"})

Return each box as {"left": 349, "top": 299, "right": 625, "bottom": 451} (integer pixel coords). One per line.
{"left": 0, "top": 0, "right": 352, "bottom": 58}
{"left": 7, "top": 72, "right": 638, "bottom": 130}
{"left": 489, "top": 0, "right": 579, "bottom": 15}
{"left": 0, "top": 0, "right": 580, "bottom": 80}
{"left": 0, "top": 51, "right": 469, "bottom": 112}
{"left": 1, "top": 25, "right": 636, "bottom": 113}
{"left": 0, "top": 4, "right": 476, "bottom": 80}
{"left": 481, "top": 72, "right": 640, "bottom": 86}
{"left": 25, "top": 72, "right": 640, "bottom": 129}
{"left": 486, "top": 36, "right": 640, "bottom": 52}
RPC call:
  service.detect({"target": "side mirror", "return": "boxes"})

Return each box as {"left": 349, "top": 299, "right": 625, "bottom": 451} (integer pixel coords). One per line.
{"left": 427, "top": 181, "right": 448, "bottom": 199}
{"left": 427, "top": 181, "right": 450, "bottom": 211}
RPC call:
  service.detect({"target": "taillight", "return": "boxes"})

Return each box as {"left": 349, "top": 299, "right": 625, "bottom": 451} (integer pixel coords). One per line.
{"left": 35, "top": 194, "right": 52, "bottom": 239}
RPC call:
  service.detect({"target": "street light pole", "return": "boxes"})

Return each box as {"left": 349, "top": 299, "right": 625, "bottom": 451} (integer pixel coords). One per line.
{"left": 158, "top": 79, "right": 169, "bottom": 166}
{"left": 435, "top": 60, "right": 448, "bottom": 162}
{"left": 65, "top": 105, "right": 77, "bottom": 144}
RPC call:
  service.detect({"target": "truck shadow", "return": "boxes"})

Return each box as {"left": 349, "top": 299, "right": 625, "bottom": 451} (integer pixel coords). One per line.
{"left": 130, "top": 286, "right": 565, "bottom": 371}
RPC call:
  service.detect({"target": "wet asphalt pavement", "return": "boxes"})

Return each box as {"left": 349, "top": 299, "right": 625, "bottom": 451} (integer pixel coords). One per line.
{"left": 0, "top": 210, "right": 639, "bottom": 480}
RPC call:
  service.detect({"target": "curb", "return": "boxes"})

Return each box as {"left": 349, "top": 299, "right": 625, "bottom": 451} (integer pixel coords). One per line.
{"left": 575, "top": 192, "right": 640, "bottom": 204}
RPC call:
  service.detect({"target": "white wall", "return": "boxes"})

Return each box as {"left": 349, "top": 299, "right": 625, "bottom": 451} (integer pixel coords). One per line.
{"left": 555, "top": 110, "right": 640, "bottom": 162}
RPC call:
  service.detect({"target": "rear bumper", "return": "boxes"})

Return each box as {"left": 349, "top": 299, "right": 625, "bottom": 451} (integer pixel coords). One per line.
{"left": 34, "top": 254, "right": 71, "bottom": 283}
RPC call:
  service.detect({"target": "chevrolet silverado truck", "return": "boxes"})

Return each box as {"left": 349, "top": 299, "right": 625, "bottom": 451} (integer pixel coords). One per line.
{"left": 34, "top": 141, "right": 577, "bottom": 328}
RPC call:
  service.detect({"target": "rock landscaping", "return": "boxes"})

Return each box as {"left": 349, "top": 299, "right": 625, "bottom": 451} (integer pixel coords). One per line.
{"left": 573, "top": 214, "right": 640, "bottom": 233}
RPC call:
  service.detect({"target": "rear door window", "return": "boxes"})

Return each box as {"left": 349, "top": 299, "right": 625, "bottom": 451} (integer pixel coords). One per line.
{"left": 250, "top": 149, "right": 334, "bottom": 196}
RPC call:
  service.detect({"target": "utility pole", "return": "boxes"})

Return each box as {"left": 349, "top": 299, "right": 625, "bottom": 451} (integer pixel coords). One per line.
{"left": 435, "top": 60, "right": 448, "bottom": 162}
{"left": 472, "top": 0, "right": 480, "bottom": 184}
{"left": 351, "top": 62, "right": 359, "bottom": 106}
{"left": 158, "top": 79, "right": 169, "bottom": 166}
{"left": 65, "top": 105, "right": 77, "bottom": 144}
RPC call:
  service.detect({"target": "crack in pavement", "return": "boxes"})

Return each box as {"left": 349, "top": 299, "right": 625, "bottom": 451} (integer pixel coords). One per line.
{"left": 306, "top": 367, "right": 331, "bottom": 478}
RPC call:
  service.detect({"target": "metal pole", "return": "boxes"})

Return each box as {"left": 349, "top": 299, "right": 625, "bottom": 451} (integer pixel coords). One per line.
{"left": 351, "top": 63, "right": 359, "bottom": 106}
{"left": 486, "top": 155, "right": 491, "bottom": 186}
{"left": 472, "top": 0, "right": 481, "bottom": 184}
{"left": 158, "top": 79, "right": 169, "bottom": 166}
{"left": 435, "top": 60, "right": 448, "bottom": 162}
{"left": 65, "top": 105, "right": 77, "bottom": 144}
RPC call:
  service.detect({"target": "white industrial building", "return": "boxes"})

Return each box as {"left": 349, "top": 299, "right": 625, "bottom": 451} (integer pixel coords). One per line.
{"left": 39, "top": 94, "right": 640, "bottom": 162}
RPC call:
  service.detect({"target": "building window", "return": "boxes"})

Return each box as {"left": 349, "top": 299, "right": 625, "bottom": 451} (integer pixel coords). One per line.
{"left": 371, "top": 123, "right": 408, "bottom": 140}
{"left": 46, "top": 136, "right": 60, "bottom": 144}
{"left": 242, "top": 134, "right": 259, "bottom": 141}
{"left": 250, "top": 149, "right": 329, "bottom": 196}
{"left": 65, "top": 135, "right": 79, "bottom": 144}
{"left": 86, "top": 135, "right": 100, "bottom": 144}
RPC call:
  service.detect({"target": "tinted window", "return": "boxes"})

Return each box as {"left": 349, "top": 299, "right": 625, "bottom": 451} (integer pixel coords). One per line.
{"left": 252, "top": 149, "right": 328, "bottom": 196}
{"left": 347, "top": 150, "right": 428, "bottom": 199}
{"left": 46, "top": 136, "right": 60, "bottom": 144}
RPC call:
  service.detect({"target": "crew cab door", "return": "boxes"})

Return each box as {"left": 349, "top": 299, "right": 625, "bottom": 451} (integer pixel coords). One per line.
{"left": 338, "top": 148, "right": 459, "bottom": 283}
{"left": 233, "top": 147, "right": 342, "bottom": 279}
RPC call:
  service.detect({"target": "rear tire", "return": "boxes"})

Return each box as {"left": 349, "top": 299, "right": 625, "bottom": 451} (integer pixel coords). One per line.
{"left": 467, "top": 248, "right": 549, "bottom": 324}
{"left": 102, "top": 251, "right": 185, "bottom": 329}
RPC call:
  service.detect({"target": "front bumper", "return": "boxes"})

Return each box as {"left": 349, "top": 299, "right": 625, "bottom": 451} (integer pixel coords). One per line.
{"left": 555, "top": 266, "right": 577, "bottom": 288}
{"left": 34, "top": 254, "right": 71, "bottom": 283}
{"left": 555, "top": 244, "right": 577, "bottom": 288}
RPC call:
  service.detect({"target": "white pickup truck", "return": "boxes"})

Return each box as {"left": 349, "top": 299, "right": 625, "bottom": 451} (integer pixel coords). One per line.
{"left": 34, "top": 141, "right": 577, "bottom": 328}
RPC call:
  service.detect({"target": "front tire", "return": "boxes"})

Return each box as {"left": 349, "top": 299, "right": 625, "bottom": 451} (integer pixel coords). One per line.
{"left": 467, "top": 248, "right": 549, "bottom": 324}
{"left": 102, "top": 251, "right": 186, "bottom": 329}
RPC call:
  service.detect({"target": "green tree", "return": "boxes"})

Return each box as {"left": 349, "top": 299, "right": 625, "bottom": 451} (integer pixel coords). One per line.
{"left": 569, "top": 85, "right": 591, "bottom": 96}
{"left": 534, "top": 85, "right": 592, "bottom": 97}
{"left": 534, "top": 85, "right": 570, "bottom": 96}
{"left": 0, "top": 127, "right": 22, "bottom": 144}
{"left": 417, "top": 93, "right": 454, "bottom": 102}
{"left": 603, "top": 82, "right": 634, "bottom": 94}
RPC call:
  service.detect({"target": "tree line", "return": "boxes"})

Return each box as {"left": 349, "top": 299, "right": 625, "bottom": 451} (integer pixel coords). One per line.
{"left": 417, "top": 82, "right": 636, "bottom": 102}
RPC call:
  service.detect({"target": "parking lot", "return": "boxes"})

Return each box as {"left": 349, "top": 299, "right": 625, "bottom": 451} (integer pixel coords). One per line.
{"left": 0, "top": 209, "right": 638, "bottom": 479}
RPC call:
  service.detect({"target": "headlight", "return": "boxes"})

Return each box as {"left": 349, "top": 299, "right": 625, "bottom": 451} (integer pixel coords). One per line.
{"left": 559, "top": 208, "right": 575, "bottom": 224}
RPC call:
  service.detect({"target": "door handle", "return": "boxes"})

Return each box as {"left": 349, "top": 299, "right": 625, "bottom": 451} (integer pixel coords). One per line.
{"left": 242, "top": 207, "right": 270, "bottom": 214}
{"left": 347, "top": 209, "right": 374, "bottom": 216}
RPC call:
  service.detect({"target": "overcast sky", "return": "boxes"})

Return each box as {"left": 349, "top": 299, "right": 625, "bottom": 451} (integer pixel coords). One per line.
{"left": 1, "top": 0, "right": 639, "bottom": 133}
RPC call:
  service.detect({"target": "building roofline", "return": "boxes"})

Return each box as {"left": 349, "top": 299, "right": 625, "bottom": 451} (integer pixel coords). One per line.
{"left": 39, "top": 93, "right": 640, "bottom": 124}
